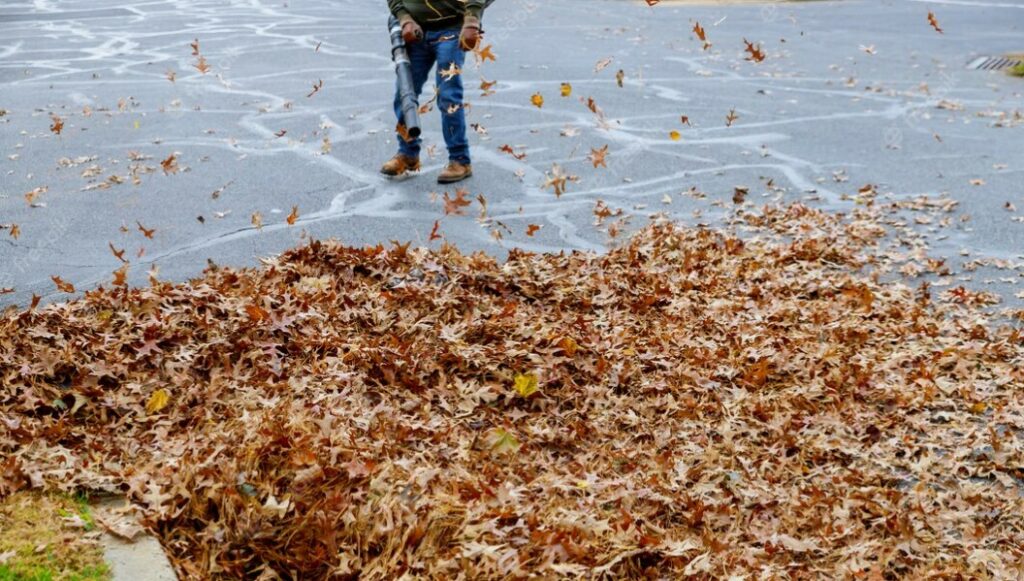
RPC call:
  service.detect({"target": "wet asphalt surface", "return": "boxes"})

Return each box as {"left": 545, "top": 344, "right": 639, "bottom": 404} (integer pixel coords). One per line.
{"left": 1, "top": 0, "right": 1023, "bottom": 309}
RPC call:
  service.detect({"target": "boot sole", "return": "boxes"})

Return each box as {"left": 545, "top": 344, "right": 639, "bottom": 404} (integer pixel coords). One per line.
{"left": 381, "top": 169, "right": 420, "bottom": 180}
{"left": 437, "top": 170, "right": 472, "bottom": 184}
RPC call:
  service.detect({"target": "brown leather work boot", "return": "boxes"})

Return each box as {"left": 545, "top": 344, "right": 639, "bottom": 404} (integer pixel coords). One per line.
{"left": 380, "top": 154, "right": 421, "bottom": 178}
{"left": 437, "top": 161, "right": 473, "bottom": 184}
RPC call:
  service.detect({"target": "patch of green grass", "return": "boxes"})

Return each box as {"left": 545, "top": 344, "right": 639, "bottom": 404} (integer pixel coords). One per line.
{"left": 0, "top": 563, "right": 108, "bottom": 581}
{"left": 58, "top": 494, "right": 97, "bottom": 532}
{"left": 1009, "top": 62, "right": 1024, "bottom": 77}
{"left": 0, "top": 492, "right": 110, "bottom": 581}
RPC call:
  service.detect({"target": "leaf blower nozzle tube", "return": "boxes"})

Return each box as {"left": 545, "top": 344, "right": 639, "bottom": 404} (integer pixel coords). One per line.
{"left": 389, "top": 16, "right": 422, "bottom": 139}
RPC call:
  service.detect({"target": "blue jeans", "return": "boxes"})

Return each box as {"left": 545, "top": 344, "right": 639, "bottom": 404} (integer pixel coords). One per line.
{"left": 393, "top": 28, "right": 470, "bottom": 165}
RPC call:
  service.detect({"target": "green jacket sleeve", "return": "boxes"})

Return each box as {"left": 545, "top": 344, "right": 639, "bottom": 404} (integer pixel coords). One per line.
{"left": 387, "top": 0, "right": 411, "bottom": 21}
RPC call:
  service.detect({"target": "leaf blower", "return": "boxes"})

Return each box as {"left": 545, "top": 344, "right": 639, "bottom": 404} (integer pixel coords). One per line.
{"left": 388, "top": 14, "right": 422, "bottom": 139}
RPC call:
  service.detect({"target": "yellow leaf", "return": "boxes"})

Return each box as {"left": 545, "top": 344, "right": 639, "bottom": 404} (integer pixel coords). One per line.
{"left": 560, "top": 83, "right": 572, "bottom": 98}
{"left": 558, "top": 336, "right": 579, "bottom": 357}
{"left": 146, "top": 388, "right": 170, "bottom": 414}
{"left": 530, "top": 93, "right": 544, "bottom": 108}
{"left": 669, "top": 130, "right": 681, "bottom": 141}
{"left": 513, "top": 373, "right": 539, "bottom": 397}
{"left": 490, "top": 429, "right": 520, "bottom": 455}
{"left": 970, "top": 402, "right": 987, "bottom": 414}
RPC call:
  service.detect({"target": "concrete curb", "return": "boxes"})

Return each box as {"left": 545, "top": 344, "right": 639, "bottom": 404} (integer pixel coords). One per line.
{"left": 91, "top": 497, "right": 178, "bottom": 581}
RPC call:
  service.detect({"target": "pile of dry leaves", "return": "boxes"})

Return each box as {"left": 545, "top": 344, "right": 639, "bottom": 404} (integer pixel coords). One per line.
{"left": 1, "top": 203, "right": 1023, "bottom": 579}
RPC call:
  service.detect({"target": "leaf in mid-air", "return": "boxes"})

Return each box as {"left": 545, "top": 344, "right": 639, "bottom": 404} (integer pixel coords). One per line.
{"left": 307, "top": 79, "right": 323, "bottom": 97}
{"left": 160, "top": 154, "right": 179, "bottom": 175}
{"left": 743, "top": 39, "right": 765, "bottom": 62}
{"left": 693, "top": 22, "right": 711, "bottom": 50}
{"left": 543, "top": 164, "right": 573, "bottom": 197}
{"left": 112, "top": 265, "right": 128, "bottom": 286}
{"left": 726, "top": 108, "right": 739, "bottom": 127}
{"left": 194, "top": 55, "right": 211, "bottom": 74}
{"left": 439, "top": 63, "right": 461, "bottom": 82}
{"left": 52, "top": 276, "right": 75, "bottom": 293}
{"left": 475, "top": 44, "right": 496, "bottom": 62}
{"left": 137, "top": 221, "right": 156, "bottom": 239}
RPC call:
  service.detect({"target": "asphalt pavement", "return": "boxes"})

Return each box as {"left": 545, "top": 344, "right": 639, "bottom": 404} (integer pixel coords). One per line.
{"left": 1, "top": 0, "right": 1023, "bottom": 309}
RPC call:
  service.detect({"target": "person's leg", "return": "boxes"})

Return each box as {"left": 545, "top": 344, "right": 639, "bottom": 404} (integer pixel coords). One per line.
{"left": 433, "top": 31, "right": 470, "bottom": 166}
{"left": 392, "top": 34, "right": 436, "bottom": 160}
